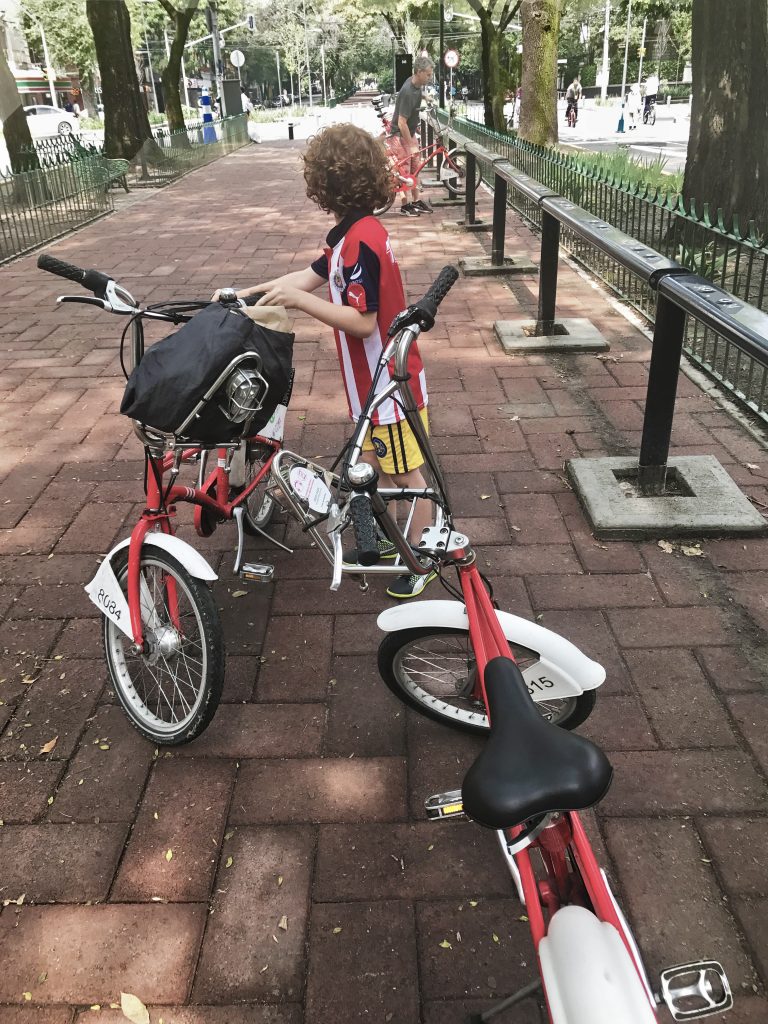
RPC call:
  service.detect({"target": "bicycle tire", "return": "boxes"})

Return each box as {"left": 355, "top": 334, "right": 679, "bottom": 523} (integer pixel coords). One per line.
{"left": 374, "top": 195, "right": 395, "bottom": 217}
{"left": 242, "top": 440, "right": 276, "bottom": 535}
{"left": 442, "top": 148, "right": 482, "bottom": 199}
{"left": 378, "top": 626, "right": 597, "bottom": 735}
{"left": 103, "top": 547, "right": 225, "bottom": 745}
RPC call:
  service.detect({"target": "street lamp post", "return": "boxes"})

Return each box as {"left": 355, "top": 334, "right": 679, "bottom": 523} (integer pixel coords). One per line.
{"left": 302, "top": 0, "right": 313, "bottom": 108}
{"left": 20, "top": 5, "right": 57, "bottom": 107}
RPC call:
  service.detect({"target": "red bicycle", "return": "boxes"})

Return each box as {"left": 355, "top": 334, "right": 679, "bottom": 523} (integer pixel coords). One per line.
{"left": 375, "top": 105, "right": 481, "bottom": 214}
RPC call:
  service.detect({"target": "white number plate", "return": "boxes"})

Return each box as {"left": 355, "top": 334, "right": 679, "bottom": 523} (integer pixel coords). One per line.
{"left": 85, "top": 558, "right": 132, "bottom": 640}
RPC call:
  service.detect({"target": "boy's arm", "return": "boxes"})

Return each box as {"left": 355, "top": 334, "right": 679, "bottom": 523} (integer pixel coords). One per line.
{"left": 257, "top": 284, "right": 377, "bottom": 340}
{"left": 212, "top": 267, "right": 324, "bottom": 301}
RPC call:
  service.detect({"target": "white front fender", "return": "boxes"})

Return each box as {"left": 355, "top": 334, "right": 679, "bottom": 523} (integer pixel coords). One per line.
{"left": 85, "top": 534, "right": 218, "bottom": 640}
{"left": 377, "top": 600, "right": 605, "bottom": 699}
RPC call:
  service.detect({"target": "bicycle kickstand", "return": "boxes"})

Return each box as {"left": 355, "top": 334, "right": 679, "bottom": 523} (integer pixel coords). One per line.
{"left": 466, "top": 978, "right": 543, "bottom": 1024}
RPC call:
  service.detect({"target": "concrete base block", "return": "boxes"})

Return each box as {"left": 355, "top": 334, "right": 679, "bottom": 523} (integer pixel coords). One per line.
{"left": 494, "top": 318, "right": 608, "bottom": 352}
{"left": 567, "top": 455, "right": 767, "bottom": 539}
{"left": 442, "top": 219, "right": 491, "bottom": 232}
{"left": 460, "top": 256, "right": 538, "bottom": 277}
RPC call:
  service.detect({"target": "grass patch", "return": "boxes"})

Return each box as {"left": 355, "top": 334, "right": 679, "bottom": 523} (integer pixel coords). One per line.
{"left": 565, "top": 146, "right": 684, "bottom": 196}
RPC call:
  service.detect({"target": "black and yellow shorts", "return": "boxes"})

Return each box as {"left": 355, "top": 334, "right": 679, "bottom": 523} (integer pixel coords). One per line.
{"left": 362, "top": 408, "right": 430, "bottom": 476}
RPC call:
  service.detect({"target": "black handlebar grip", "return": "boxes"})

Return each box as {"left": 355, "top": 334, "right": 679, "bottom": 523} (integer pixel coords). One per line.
{"left": 241, "top": 292, "right": 265, "bottom": 307}
{"left": 419, "top": 265, "right": 459, "bottom": 316}
{"left": 37, "top": 254, "right": 112, "bottom": 298}
{"left": 348, "top": 494, "right": 380, "bottom": 566}
{"left": 37, "top": 253, "right": 87, "bottom": 284}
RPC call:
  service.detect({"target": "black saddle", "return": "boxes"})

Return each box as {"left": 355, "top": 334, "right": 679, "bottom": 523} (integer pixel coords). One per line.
{"left": 461, "top": 657, "right": 613, "bottom": 829}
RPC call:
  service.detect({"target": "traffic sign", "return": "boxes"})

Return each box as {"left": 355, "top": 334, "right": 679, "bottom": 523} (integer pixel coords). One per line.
{"left": 444, "top": 49, "right": 459, "bottom": 69}
{"left": 230, "top": 49, "right": 245, "bottom": 68}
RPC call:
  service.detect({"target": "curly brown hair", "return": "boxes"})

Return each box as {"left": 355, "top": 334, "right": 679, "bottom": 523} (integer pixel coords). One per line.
{"left": 302, "top": 124, "right": 393, "bottom": 216}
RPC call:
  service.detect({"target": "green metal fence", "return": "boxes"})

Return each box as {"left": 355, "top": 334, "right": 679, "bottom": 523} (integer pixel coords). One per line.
{"left": 440, "top": 112, "right": 768, "bottom": 423}
{"left": 0, "top": 157, "right": 112, "bottom": 265}
{"left": 20, "top": 113, "right": 251, "bottom": 189}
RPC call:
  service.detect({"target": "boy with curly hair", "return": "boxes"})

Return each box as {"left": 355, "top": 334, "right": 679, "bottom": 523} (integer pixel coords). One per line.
{"left": 220, "top": 123, "right": 435, "bottom": 599}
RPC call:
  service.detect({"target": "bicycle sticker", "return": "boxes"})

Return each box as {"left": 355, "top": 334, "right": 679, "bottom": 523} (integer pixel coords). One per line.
{"left": 260, "top": 403, "right": 287, "bottom": 442}
{"left": 289, "top": 466, "right": 332, "bottom": 514}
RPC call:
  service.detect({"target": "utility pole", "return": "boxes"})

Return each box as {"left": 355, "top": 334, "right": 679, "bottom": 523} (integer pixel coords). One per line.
{"left": 600, "top": 0, "right": 610, "bottom": 103}
{"left": 637, "top": 16, "right": 647, "bottom": 86}
{"left": 439, "top": 0, "right": 445, "bottom": 109}
{"left": 302, "top": 0, "right": 313, "bottom": 107}
{"left": 617, "top": 0, "right": 632, "bottom": 131}
{"left": 208, "top": 2, "right": 226, "bottom": 116}
{"left": 276, "top": 50, "right": 282, "bottom": 101}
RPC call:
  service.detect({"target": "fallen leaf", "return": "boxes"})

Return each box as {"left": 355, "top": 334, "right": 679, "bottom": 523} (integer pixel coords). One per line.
{"left": 37, "top": 972, "right": 47, "bottom": 984}
{"left": 469, "top": 900, "right": 478, "bottom": 907}
{"left": 120, "top": 992, "right": 150, "bottom": 1024}
{"left": 47, "top": 796, "right": 54, "bottom": 805}
{"left": 153, "top": 812, "right": 159, "bottom": 820}
{"left": 519, "top": 915, "right": 528, "bottom": 922}
{"left": 225, "top": 856, "right": 233, "bottom": 868}
{"left": 480, "top": 494, "right": 491, "bottom": 500}
{"left": 657, "top": 540, "right": 674, "bottom": 554}
{"left": 277, "top": 875, "right": 283, "bottom": 886}
{"left": 231, "top": 591, "right": 248, "bottom": 599}
{"left": 89, "top": 1006, "right": 100, "bottom": 1012}
{"left": 165, "top": 849, "right": 173, "bottom": 862}
{"left": 278, "top": 915, "right": 288, "bottom": 931}
{"left": 22, "top": 993, "right": 32, "bottom": 1002}
{"left": 332, "top": 926, "right": 342, "bottom": 934}
{"left": 681, "top": 544, "right": 704, "bottom": 558}
{"left": 439, "top": 939, "right": 453, "bottom": 949}
{"left": 746, "top": 463, "right": 760, "bottom": 471}
{"left": 260, "top": 965, "right": 269, "bottom": 973}
{"left": 492, "top": 933, "right": 500, "bottom": 943}
{"left": 99, "top": 744, "right": 110, "bottom": 751}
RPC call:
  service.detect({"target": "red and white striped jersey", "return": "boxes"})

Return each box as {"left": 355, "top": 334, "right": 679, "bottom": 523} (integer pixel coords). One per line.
{"left": 311, "top": 211, "right": 428, "bottom": 425}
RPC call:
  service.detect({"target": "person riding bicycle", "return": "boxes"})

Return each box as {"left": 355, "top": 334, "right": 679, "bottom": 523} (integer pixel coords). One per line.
{"left": 213, "top": 123, "right": 437, "bottom": 599}
{"left": 389, "top": 55, "right": 435, "bottom": 217}
{"left": 643, "top": 73, "right": 659, "bottom": 118}
{"left": 565, "top": 76, "right": 581, "bottom": 125}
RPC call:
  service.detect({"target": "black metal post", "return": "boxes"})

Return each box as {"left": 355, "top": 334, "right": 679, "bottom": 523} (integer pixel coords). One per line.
{"left": 426, "top": 119, "right": 434, "bottom": 171}
{"left": 536, "top": 210, "right": 560, "bottom": 334}
{"left": 465, "top": 151, "right": 477, "bottom": 225}
{"left": 491, "top": 172, "right": 507, "bottom": 266}
{"left": 638, "top": 292, "right": 687, "bottom": 495}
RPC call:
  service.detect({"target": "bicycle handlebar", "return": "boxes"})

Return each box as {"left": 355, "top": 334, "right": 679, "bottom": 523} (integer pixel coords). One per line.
{"left": 37, "top": 254, "right": 113, "bottom": 298}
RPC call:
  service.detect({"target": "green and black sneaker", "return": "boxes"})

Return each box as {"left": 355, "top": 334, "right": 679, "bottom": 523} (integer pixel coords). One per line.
{"left": 386, "top": 564, "right": 438, "bottom": 600}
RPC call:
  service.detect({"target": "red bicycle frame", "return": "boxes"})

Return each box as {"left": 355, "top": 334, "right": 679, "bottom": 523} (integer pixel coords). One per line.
{"left": 126, "top": 437, "right": 281, "bottom": 648}
{"left": 455, "top": 558, "right": 657, "bottom": 1020}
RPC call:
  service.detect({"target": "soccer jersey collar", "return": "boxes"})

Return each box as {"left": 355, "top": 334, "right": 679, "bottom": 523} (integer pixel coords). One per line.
{"left": 325, "top": 209, "right": 371, "bottom": 248}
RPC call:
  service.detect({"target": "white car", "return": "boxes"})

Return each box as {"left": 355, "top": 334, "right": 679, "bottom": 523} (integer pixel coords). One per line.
{"left": 23, "top": 105, "right": 81, "bottom": 138}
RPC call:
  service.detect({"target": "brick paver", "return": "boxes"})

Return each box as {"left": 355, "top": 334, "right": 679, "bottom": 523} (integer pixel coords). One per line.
{"left": 0, "top": 138, "right": 766, "bottom": 1022}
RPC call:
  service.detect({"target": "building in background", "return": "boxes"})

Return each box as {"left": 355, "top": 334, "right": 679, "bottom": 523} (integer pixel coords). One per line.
{"left": 0, "top": 0, "right": 82, "bottom": 108}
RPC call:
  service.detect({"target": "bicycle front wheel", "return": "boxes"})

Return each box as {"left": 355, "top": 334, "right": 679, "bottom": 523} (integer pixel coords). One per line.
{"left": 103, "top": 548, "right": 225, "bottom": 745}
{"left": 378, "top": 626, "right": 596, "bottom": 735}
{"left": 442, "top": 148, "right": 482, "bottom": 198}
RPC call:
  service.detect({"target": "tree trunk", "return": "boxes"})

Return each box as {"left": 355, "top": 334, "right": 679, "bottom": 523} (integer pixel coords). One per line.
{"left": 161, "top": 6, "right": 197, "bottom": 142}
{"left": 0, "top": 50, "right": 38, "bottom": 174}
{"left": 519, "top": 0, "right": 559, "bottom": 146}
{"left": 479, "top": 14, "right": 506, "bottom": 131}
{"left": 683, "top": 0, "right": 768, "bottom": 235}
{"left": 85, "top": 0, "right": 155, "bottom": 161}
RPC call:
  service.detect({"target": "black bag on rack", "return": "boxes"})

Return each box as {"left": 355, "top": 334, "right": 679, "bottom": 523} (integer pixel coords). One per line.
{"left": 120, "top": 303, "right": 294, "bottom": 443}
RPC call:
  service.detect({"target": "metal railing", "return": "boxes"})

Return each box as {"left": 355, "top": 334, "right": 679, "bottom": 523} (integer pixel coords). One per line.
{"left": 432, "top": 124, "right": 768, "bottom": 495}
{"left": 0, "top": 157, "right": 112, "bottom": 265}
{"left": 437, "top": 111, "right": 768, "bottom": 424}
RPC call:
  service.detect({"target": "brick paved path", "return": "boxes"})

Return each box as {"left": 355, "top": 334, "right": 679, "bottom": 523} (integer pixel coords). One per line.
{"left": 0, "top": 142, "right": 767, "bottom": 1023}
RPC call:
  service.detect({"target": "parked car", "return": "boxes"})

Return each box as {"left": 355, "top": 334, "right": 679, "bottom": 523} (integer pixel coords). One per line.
{"left": 23, "top": 105, "right": 81, "bottom": 138}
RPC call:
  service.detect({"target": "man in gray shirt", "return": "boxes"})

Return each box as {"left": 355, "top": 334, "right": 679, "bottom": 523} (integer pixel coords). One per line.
{"left": 390, "top": 55, "right": 434, "bottom": 217}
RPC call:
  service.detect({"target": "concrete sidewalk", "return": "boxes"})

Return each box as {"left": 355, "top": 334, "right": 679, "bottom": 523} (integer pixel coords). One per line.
{"left": 0, "top": 141, "right": 766, "bottom": 1023}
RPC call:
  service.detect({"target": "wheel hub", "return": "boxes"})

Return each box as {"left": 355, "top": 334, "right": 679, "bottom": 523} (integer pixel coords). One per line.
{"left": 143, "top": 624, "right": 182, "bottom": 664}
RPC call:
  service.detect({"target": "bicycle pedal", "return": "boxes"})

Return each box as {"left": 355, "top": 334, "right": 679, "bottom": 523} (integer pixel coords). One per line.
{"left": 658, "top": 960, "right": 733, "bottom": 1020}
{"left": 425, "top": 790, "right": 466, "bottom": 820}
{"left": 239, "top": 562, "right": 274, "bottom": 583}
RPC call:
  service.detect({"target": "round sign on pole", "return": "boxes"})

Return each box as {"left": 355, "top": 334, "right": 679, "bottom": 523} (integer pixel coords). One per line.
{"left": 444, "top": 49, "right": 459, "bottom": 69}
{"left": 230, "top": 49, "right": 245, "bottom": 68}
